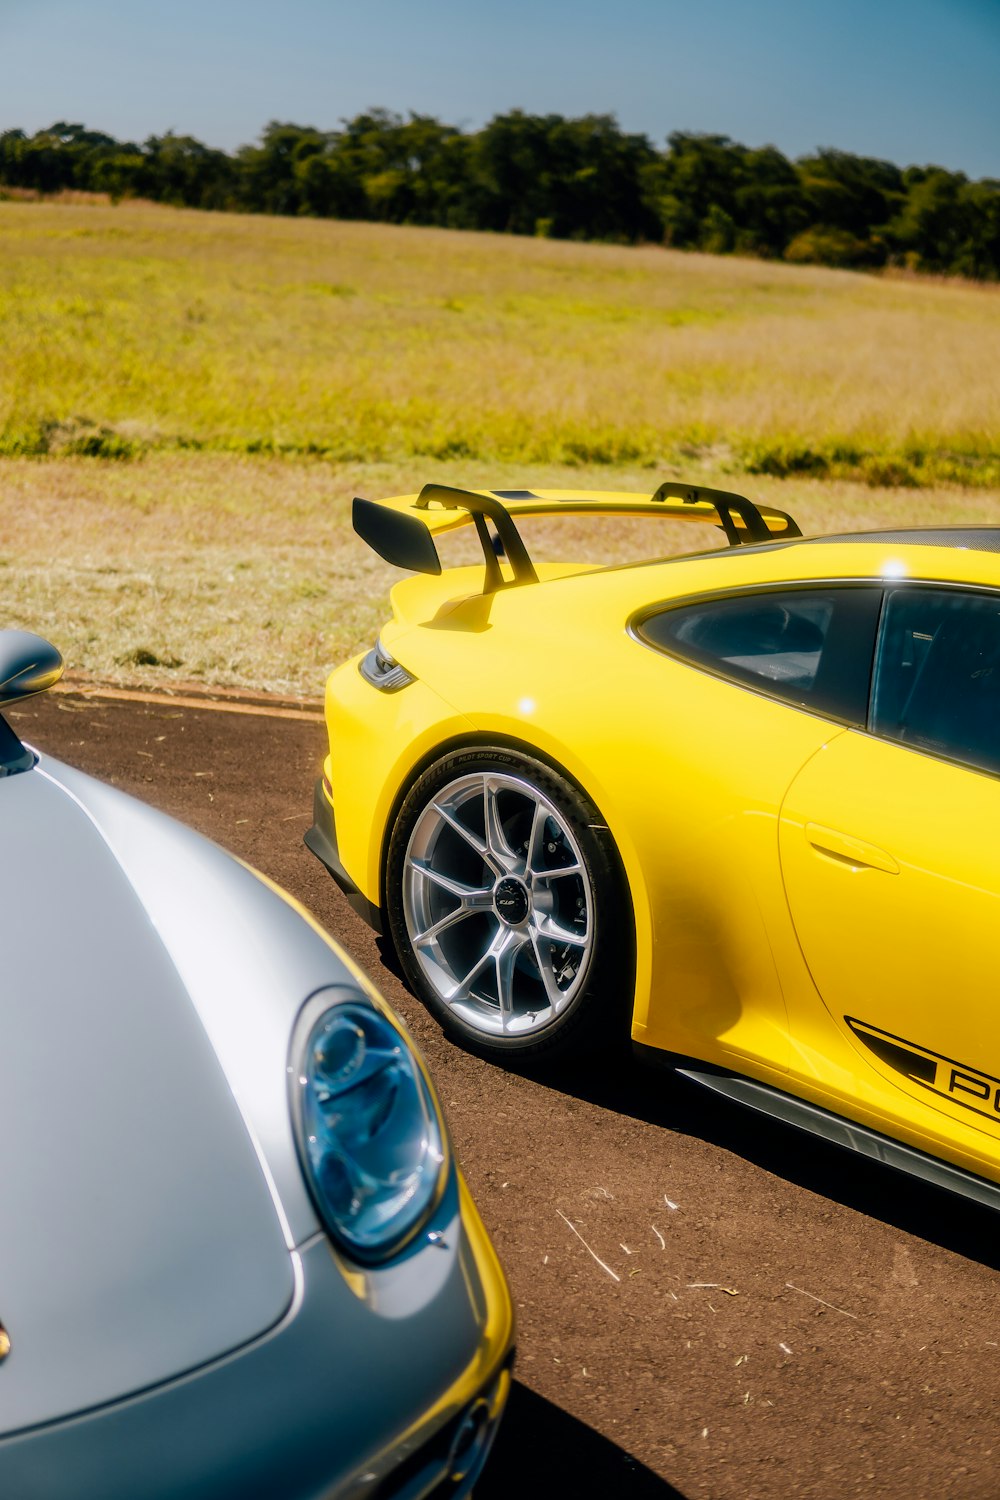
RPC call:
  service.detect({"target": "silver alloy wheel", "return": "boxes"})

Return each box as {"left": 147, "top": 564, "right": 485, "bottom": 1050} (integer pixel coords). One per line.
{"left": 402, "top": 772, "right": 595, "bottom": 1038}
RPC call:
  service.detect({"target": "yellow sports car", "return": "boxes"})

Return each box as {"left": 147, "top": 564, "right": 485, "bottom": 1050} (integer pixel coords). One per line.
{"left": 307, "top": 481, "right": 1000, "bottom": 1211}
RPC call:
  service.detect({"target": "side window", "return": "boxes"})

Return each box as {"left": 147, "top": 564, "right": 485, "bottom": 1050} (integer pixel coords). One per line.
{"left": 638, "top": 586, "right": 882, "bottom": 722}
{"left": 871, "top": 587, "right": 1000, "bottom": 775}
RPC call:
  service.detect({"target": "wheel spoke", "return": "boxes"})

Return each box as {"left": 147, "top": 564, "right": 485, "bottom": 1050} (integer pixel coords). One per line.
{"left": 524, "top": 799, "right": 548, "bottom": 876}
{"left": 534, "top": 912, "right": 589, "bottom": 947}
{"left": 532, "top": 861, "right": 583, "bottom": 883}
{"left": 446, "top": 947, "right": 496, "bottom": 1006}
{"left": 408, "top": 857, "right": 490, "bottom": 902}
{"left": 528, "top": 930, "right": 567, "bottom": 1009}
{"left": 495, "top": 929, "right": 529, "bottom": 1029}
{"left": 483, "top": 780, "right": 517, "bottom": 872}
{"left": 408, "top": 857, "right": 494, "bottom": 950}
{"left": 415, "top": 904, "right": 478, "bottom": 946}
{"left": 430, "top": 800, "right": 492, "bottom": 862}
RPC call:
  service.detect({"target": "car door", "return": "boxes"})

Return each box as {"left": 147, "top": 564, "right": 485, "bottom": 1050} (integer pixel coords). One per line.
{"left": 779, "top": 583, "right": 1000, "bottom": 1138}
{"left": 630, "top": 581, "right": 882, "bottom": 1070}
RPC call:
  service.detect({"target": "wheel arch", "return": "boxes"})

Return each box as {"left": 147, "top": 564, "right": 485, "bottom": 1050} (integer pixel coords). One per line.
{"left": 377, "top": 729, "right": 650, "bottom": 1036}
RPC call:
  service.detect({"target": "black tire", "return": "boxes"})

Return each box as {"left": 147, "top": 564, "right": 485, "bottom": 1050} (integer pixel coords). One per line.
{"left": 385, "top": 745, "right": 633, "bottom": 1062}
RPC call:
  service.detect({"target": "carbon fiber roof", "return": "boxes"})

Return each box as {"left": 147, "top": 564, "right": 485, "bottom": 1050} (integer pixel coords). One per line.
{"left": 811, "top": 528, "right": 1000, "bottom": 553}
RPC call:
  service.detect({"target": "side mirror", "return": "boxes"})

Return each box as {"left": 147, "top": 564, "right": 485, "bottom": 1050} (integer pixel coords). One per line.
{"left": 0, "top": 631, "right": 64, "bottom": 706}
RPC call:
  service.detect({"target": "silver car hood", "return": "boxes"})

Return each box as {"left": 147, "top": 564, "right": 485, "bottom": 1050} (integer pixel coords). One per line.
{"left": 0, "top": 757, "right": 333, "bottom": 1436}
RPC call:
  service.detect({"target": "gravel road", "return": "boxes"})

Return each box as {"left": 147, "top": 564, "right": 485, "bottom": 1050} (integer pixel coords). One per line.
{"left": 15, "top": 688, "right": 1000, "bottom": 1500}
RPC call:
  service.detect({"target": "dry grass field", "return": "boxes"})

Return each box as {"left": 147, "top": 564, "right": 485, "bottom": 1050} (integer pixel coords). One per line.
{"left": 1, "top": 200, "right": 998, "bottom": 692}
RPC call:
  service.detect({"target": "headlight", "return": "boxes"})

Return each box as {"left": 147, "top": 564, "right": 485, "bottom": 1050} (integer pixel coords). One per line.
{"left": 289, "top": 990, "right": 447, "bottom": 1260}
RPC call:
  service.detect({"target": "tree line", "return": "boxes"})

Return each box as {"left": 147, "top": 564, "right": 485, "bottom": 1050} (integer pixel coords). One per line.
{"left": 2, "top": 113, "right": 998, "bottom": 279}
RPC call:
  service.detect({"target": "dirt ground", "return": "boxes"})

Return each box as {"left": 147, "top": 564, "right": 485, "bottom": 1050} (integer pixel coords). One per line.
{"left": 15, "top": 687, "right": 1000, "bottom": 1500}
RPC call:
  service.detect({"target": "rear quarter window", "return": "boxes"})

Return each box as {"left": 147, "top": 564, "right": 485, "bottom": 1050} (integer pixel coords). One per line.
{"left": 636, "top": 585, "right": 883, "bottom": 723}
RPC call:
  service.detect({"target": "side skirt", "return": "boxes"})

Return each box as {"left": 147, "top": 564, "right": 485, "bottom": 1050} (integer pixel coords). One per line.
{"left": 663, "top": 1057, "right": 1000, "bottom": 1214}
{"left": 304, "top": 778, "right": 383, "bottom": 934}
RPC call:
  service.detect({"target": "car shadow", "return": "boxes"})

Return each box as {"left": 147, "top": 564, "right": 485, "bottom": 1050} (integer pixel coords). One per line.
{"left": 531, "top": 1050, "right": 1000, "bottom": 1272}
{"left": 372, "top": 931, "right": 1000, "bottom": 1269}
{"left": 478, "top": 1380, "right": 684, "bottom": 1498}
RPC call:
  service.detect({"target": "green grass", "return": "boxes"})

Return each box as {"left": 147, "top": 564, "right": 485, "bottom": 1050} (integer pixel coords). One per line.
{"left": 1, "top": 201, "right": 998, "bottom": 693}
{"left": 1, "top": 201, "right": 998, "bottom": 486}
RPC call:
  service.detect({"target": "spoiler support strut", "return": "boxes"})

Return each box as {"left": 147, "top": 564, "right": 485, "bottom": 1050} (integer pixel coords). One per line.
{"left": 415, "top": 484, "right": 539, "bottom": 587}
{"left": 650, "top": 481, "right": 800, "bottom": 545}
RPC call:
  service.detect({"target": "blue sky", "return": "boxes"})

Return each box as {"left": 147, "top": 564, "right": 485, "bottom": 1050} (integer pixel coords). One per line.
{"left": 1, "top": 0, "right": 997, "bottom": 177}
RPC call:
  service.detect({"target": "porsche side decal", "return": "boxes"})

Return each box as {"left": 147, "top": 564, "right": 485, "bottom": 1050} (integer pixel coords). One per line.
{"left": 847, "top": 1017, "right": 1000, "bottom": 1127}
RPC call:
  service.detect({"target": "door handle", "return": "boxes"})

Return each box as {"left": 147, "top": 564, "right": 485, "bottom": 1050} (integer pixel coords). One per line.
{"left": 804, "top": 823, "right": 900, "bottom": 874}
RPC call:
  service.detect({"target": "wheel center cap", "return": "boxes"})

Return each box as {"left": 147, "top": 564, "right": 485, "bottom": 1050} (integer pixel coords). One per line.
{"left": 494, "top": 876, "right": 530, "bottom": 926}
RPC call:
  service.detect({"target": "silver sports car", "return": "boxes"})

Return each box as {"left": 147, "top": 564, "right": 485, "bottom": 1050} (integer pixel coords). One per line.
{"left": 0, "top": 631, "right": 513, "bottom": 1500}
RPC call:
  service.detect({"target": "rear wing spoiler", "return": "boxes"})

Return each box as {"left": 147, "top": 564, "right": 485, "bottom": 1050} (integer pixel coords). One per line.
{"left": 353, "top": 481, "right": 801, "bottom": 593}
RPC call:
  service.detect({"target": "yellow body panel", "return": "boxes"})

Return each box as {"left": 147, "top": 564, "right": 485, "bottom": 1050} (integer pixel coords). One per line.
{"left": 377, "top": 1172, "right": 514, "bottom": 1454}
{"left": 324, "top": 661, "right": 476, "bottom": 909}
{"left": 320, "top": 490, "right": 1000, "bottom": 1191}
